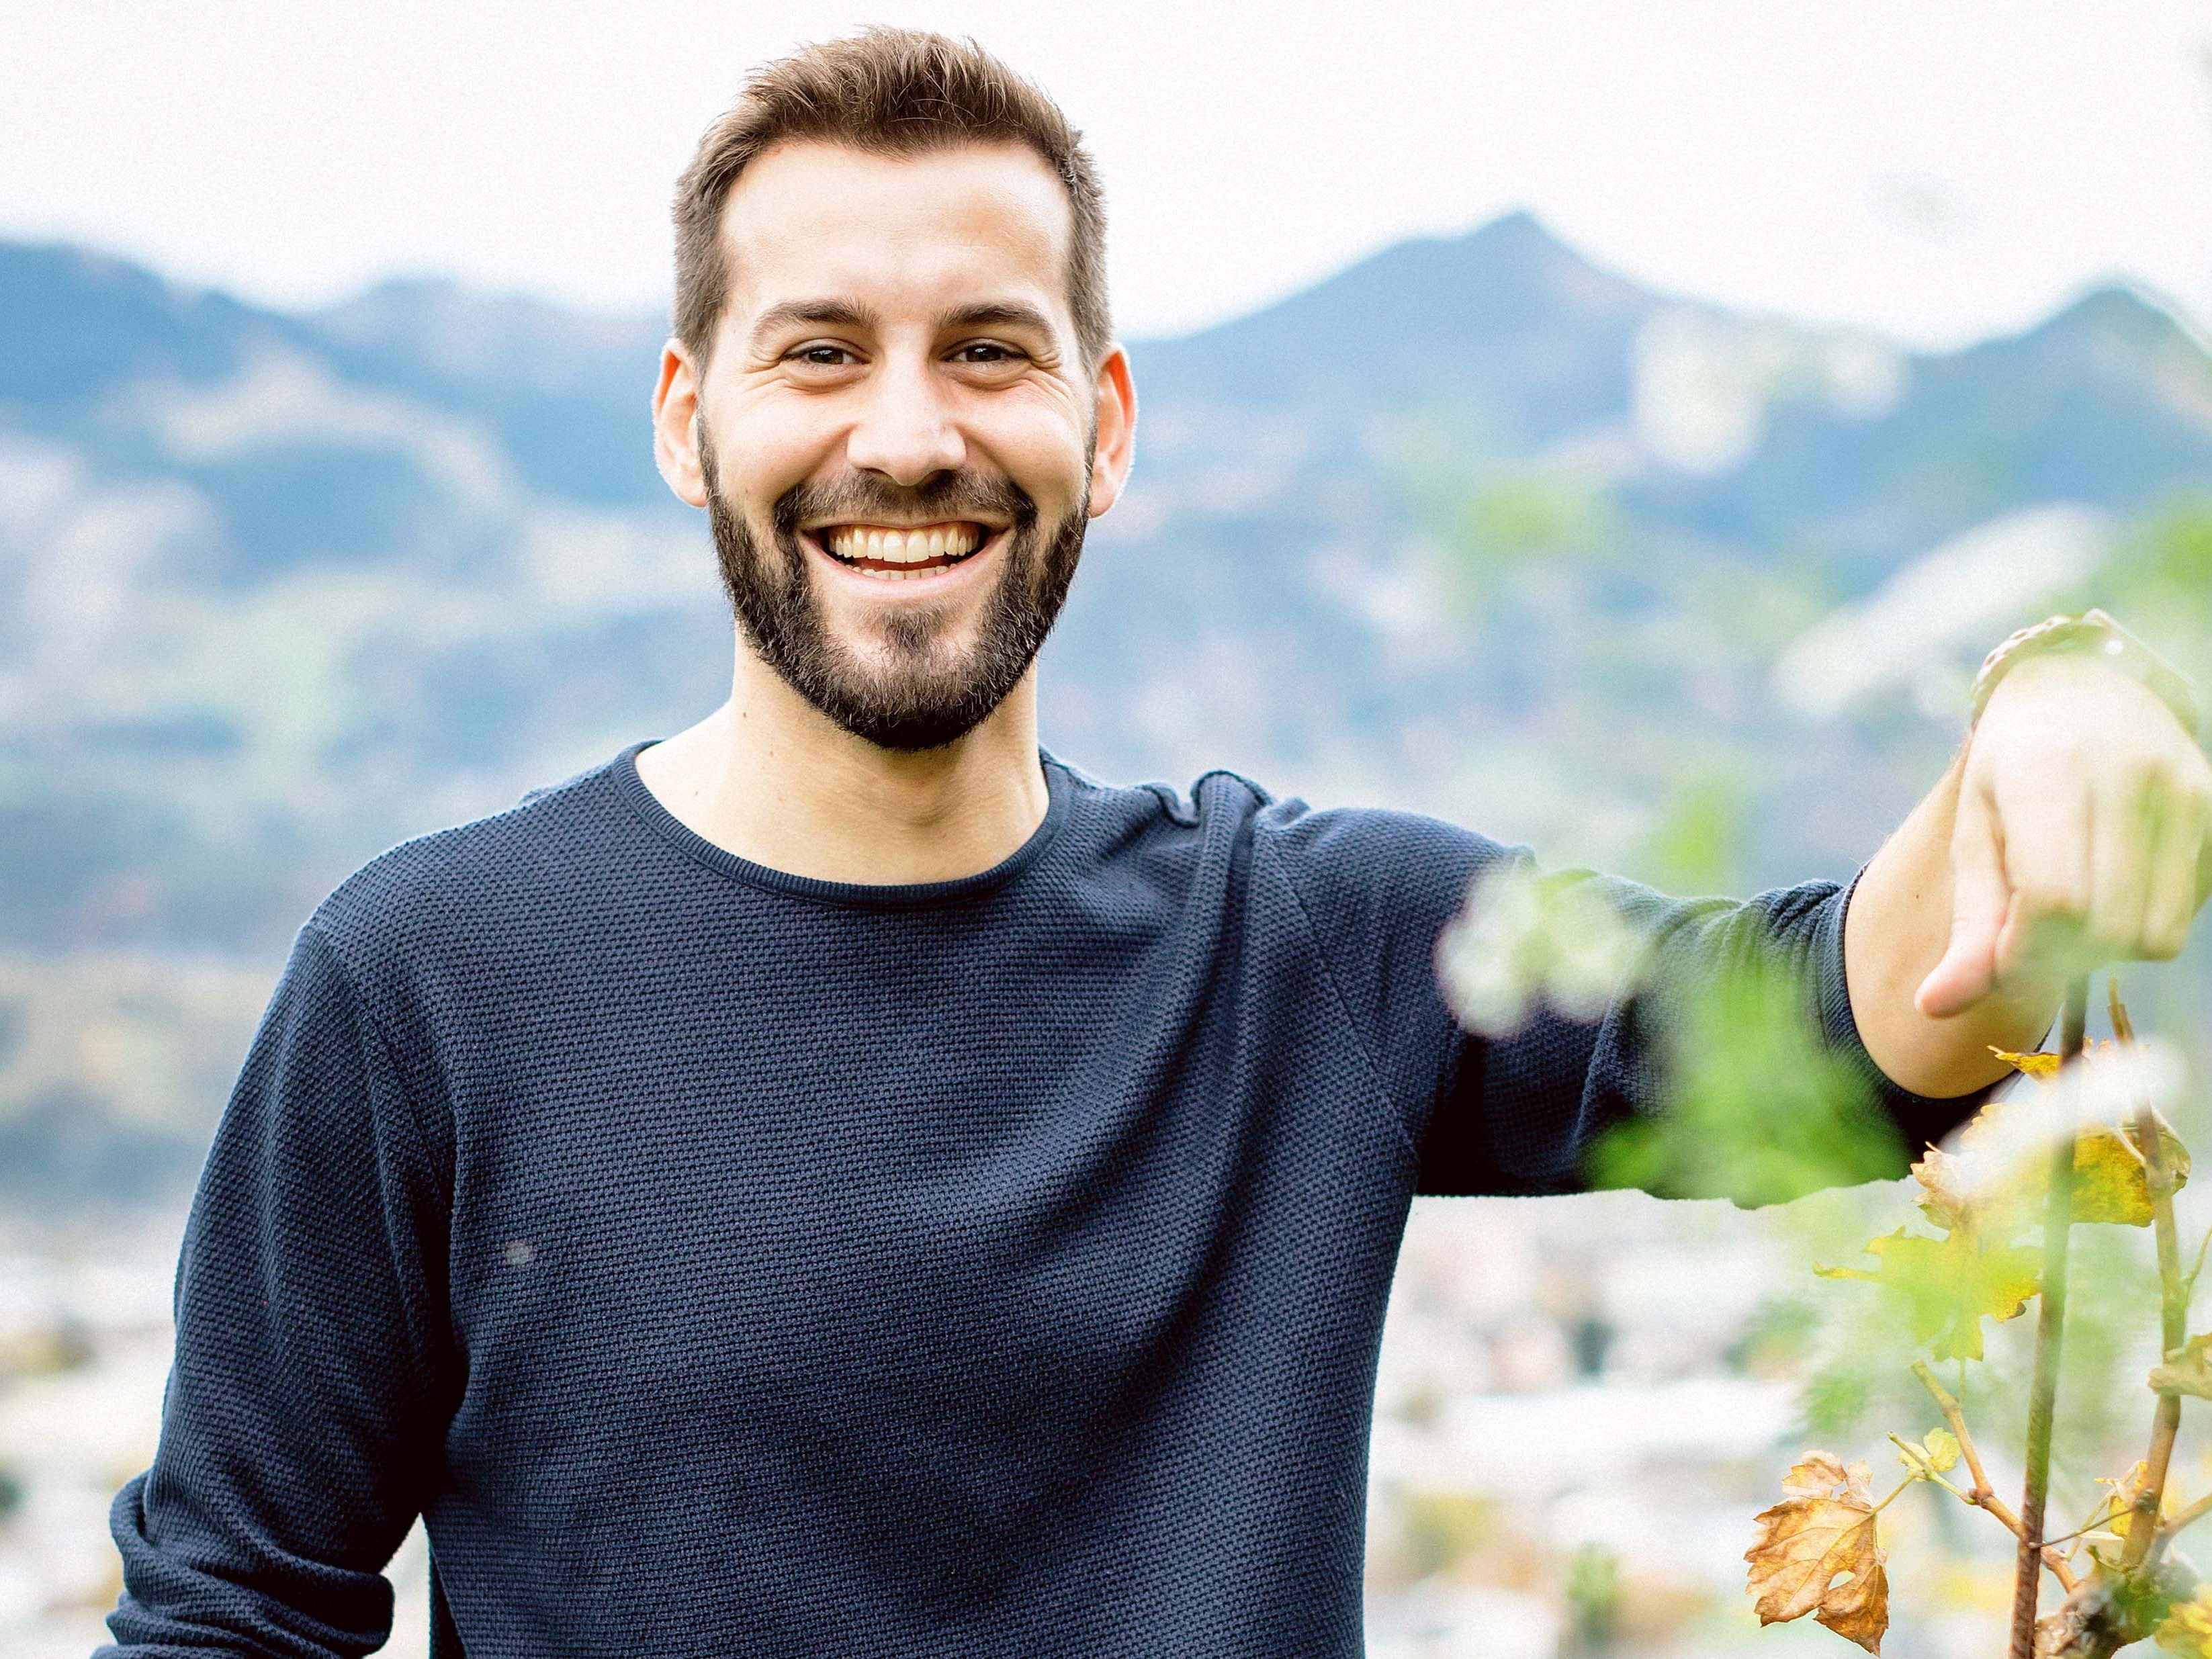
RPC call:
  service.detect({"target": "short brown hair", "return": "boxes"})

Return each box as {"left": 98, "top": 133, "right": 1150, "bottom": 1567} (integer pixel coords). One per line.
{"left": 672, "top": 28, "right": 1112, "bottom": 375}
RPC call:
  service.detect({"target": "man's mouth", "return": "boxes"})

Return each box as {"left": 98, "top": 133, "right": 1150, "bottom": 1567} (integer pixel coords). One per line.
{"left": 801, "top": 520, "right": 998, "bottom": 582}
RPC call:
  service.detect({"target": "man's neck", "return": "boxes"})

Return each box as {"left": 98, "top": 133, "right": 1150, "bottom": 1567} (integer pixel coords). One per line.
{"left": 633, "top": 647, "right": 1051, "bottom": 887}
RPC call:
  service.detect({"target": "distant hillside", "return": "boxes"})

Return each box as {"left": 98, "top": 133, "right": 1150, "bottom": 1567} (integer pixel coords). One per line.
{"left": 7, "top": 216, "right": 2209, "bottom": 933}
{"left": 3, "top": 217, "right": 2209, "bottom": 1199}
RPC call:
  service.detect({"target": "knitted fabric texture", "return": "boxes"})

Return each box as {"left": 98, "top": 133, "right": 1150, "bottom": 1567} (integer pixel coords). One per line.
{"left": 101, "top": 741, "right": 1980, "bottom": 1657}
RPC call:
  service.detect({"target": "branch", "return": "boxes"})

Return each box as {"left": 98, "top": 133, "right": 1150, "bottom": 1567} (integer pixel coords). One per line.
{"left": 1913, "top": 1359, "right": 2082, "bottom": 1595}
{"left": 2158, "top": 1487, "right": 2212, "bottom": 1546}
{"left": 2037, "top": 1495, "right": 2121, "bottom": 1553}
{"left": 2180, "top": 1223, "right": 2212, "bottom": 1314}
{"left": 2113, "top": 982, "right": 2188, "bottom": 1576}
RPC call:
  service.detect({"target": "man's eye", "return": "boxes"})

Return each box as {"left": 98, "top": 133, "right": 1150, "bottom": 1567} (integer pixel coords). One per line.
{"left": 956, "top": 343, "right": 1026, "bottom": 365}
{"left": 790, "top": 346, "right": 854, "bottom": 367}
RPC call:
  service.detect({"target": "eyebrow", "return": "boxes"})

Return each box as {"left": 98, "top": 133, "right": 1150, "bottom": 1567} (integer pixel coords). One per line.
{"left": 748, "top": 298, "right": 1057, "bottom": 351}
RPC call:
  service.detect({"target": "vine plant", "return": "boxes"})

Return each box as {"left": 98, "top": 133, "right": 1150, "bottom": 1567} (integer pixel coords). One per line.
{"left": 1745, "top": 977, "right": 2212, "bottom": 1658}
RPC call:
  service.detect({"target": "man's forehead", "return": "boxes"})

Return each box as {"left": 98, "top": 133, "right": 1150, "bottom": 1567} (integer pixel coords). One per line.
{"left": 719, "top": 139, "right": 1072, "bottom": 318}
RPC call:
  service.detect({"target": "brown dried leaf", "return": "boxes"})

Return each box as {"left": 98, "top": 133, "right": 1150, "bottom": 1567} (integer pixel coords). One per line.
{"left": 2150, "top": 1335, "right": 2212, "bottom": 1400}
{"left": 1908, "top": 1139, "right": 1976, "bottom": 1234}
{"left": 1816, "top": 1228, "right": 2041, "bottom": 1361}
{"left": 1745, "top": 1453, "right": 1889, "bottom": 1652}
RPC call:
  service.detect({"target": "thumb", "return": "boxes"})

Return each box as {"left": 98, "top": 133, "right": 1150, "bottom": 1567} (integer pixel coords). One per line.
{"left": 1916, "top": 782, "right": 2009, "bottom": 1019}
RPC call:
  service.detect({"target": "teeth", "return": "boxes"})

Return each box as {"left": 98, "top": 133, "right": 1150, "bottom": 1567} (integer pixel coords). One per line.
{"left": 822, "top": 522, "right": 985, "bottom": 564}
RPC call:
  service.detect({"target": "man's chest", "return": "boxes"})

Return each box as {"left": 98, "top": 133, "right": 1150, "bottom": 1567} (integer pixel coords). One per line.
{"left": 430, "top": 948, "right": 1414, "bottom": 1466}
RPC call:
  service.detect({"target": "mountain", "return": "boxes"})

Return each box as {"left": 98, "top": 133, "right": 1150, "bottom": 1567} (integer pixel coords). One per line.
{"left": 0, "top": 242, "right": 284, "bottom": 412}
{"left": 3, "top": 216, "right": 2209, "bottom": 1198}
{"left": 1131, "top": 211, "right": 1656, "bottom": 445}
{"left": 308, "top": 279, "right": 672, "bottom": 506}
{"left": 1622, "top": 285, "right": 2212, "bottom": 589}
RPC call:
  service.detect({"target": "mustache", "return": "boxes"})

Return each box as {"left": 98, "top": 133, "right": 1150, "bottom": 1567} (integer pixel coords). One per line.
{"left": 770, "top": 473, "right": 1036, "bottom": 536}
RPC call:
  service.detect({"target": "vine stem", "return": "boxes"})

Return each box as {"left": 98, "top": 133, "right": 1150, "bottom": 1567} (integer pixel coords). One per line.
{"left": 2009, "top": 975, "right": 2091, "bottom": 1659}
{"left": 2159, "top": 1486, "right": 2212, "bottom": 1546}
{"left": 2112, "top": 983, "right": 2188, "bottom": 1575}
{"left": 2181, "top": 1222, "right": 2212, "bottom": 1312}
{"left": 1912, "top": 1359, "right": 2080, "bottom": 1595}
{"left": 1870, "top": 1472, "right": 1918, "bottom": 1513}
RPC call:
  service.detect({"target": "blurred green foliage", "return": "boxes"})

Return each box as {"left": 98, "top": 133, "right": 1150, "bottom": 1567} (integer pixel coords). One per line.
{"left": 1395, "top": 1488, "right": 1501, "bottom": 1580}
{"left": 2092, "top": 496, "right": 2212, "bottom": 657}
{"left": 1726, "top": 1296, "right": 1822, "bottom": 1378}
{"left": 1563, "top": 1542, "right": 1624, "bottom": 1651}
{"left": 1591, "top": 964, "right": 1907, "bottom": 1209}
{"left": 1386, "top": 406, "right": 1621, "bottom": 615}
{"left": 1448, "top": 468, "right": 1620, "bottom": 578}
{"left": 1634, "top": 765, "right": 1753, "bottom": 897}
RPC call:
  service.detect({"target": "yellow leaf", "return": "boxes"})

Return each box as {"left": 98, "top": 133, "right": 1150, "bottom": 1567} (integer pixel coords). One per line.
{"left": 1893, "top": 1428, "right": 1959, "bottom": 1480}
{"left": 1991, "top": 1046, "right": 2063, "bottom": 1081}
{"left": 2158, "top": 1586, "right": 2212, "bottom": 1655}
{"left": 1745, "top": 1452, "right": 1890, "bottom": 1652}
{"left": 1916, "top": 1052, "right": 2188, "bottom": 1231}
{"left": 1816, "top": 1228, "right": 2041, "bottom": 1362}
{"left": 2093, "top": 1460, "right": 2153, "bottom": 1564}
{"left": 2068, "top": 1118, "right": 2191, "bottom": 1227}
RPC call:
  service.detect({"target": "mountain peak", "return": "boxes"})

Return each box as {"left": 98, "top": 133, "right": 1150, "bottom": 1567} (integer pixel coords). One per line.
{"left": 1128, "top": 209, "right": 1654, "bottom": 441}
{"left": 1155, "top": 208, "right": 1643, "bottom": 345}
{"left": 1461, "top": 206, "right": 1555, "bottom": 249}
{"left": 2029, "top": 281, "right": 2206, "bottom": 355}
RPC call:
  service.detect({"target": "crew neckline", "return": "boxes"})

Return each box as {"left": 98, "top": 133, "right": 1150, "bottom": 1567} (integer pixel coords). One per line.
{"left": 607, "top": 737, "right": 1076, "bottom": 909}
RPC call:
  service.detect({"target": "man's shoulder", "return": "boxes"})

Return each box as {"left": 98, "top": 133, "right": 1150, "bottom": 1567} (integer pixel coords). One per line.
{"left": 303, "top": 744, "right": 627, "bottom": 979}
{"left": 1252, "top": 793, "right": 1505, "bottom": 870}
{"left": 1063, "top": 754, "right": 1514, "bottom": 922}
{"left": 1251, "top": 792, "right": 1515, "bottom": 944}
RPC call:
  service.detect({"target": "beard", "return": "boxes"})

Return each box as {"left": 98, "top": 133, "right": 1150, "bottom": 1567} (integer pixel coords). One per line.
{"left": 699, "top": 424, "right": 1091, "bottom": 752}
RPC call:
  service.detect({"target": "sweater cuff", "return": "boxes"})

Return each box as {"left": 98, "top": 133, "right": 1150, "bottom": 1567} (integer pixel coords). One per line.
{"left": 1813, "top": 864, "right": 1994, "bottom": 1164}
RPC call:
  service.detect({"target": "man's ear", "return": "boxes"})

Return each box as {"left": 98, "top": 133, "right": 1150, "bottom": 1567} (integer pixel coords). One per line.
{"left": 1085, "top": 345, "right": 1137, "bottom": 519}
{"left": 653, "top": 341, "right": 709, "bottom": 510}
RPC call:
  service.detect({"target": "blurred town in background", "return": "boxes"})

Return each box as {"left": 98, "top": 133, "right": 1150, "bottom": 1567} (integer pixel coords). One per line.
{"left": 3, "top": 201, "right": 2210, "bottom": 1656}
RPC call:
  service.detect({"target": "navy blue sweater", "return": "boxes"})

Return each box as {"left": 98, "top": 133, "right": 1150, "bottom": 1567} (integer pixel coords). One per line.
{"left": 101, "top": 742, "right": 1972, "bottom": 1657}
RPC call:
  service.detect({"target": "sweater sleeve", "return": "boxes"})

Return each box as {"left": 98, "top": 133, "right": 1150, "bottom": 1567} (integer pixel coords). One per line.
{"left": 1415, "top": 860, "right": 1992, "bottom": 1204}
{"left": 98, "top": 924, "right": 454, "bottom": 1658}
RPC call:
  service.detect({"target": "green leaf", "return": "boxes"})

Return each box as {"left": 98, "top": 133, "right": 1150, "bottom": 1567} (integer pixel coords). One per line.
{"left": 1816, "top": 1228, "right": 2041, "bottom": 1362}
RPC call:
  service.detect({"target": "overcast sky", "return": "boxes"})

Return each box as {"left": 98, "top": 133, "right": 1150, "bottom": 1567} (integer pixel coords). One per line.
{"left": 7, "top": 0, "right": 2209, "bottom": 348}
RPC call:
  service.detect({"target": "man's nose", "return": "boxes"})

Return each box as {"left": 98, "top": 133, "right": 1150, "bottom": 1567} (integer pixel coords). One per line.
{"left": 844, "top": 357, "right": 966, "bottom": 487}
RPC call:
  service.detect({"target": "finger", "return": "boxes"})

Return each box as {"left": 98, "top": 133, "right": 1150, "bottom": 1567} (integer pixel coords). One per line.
{"left": 1918, "top": 781, "right": 2011, "bottom": 1018}
{"left": 1992, "top": 782, "right": 2092, "bottom": 986}
{"left": 2086, "top": 766, "right": 2156, "bottom": 960}
{"left": 2141, "top": 784, "right": 2211, "bottom": 960}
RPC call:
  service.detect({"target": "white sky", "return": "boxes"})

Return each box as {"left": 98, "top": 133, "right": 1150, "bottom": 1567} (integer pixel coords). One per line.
{"left": 5, "top": 0, "right": 2209, "bottom": 348}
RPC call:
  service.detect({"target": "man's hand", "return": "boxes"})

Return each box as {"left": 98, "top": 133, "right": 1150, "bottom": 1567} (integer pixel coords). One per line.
{"left": 1916, "top": 653, "right": 2212, "bottom": 1020}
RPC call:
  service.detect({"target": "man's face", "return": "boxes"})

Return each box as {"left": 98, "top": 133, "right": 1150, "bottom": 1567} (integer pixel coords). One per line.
{"left": 656, "top": 139, "right": 1133, "bottom": 751}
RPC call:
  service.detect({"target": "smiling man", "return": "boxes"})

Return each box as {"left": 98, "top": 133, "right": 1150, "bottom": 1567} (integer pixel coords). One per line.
{"left": 100, "top": 27, "right": 2212, "bottom": 1659}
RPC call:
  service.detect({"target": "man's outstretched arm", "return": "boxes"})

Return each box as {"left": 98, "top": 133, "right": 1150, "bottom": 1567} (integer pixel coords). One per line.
{"left": 1846, "top": 648, "right": 2212, "bottom": 1100}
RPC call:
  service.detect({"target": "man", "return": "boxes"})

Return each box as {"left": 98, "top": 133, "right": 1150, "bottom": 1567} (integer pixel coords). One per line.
{"left": 101, "top": 27, "right": 2209, "bottom": 1658}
